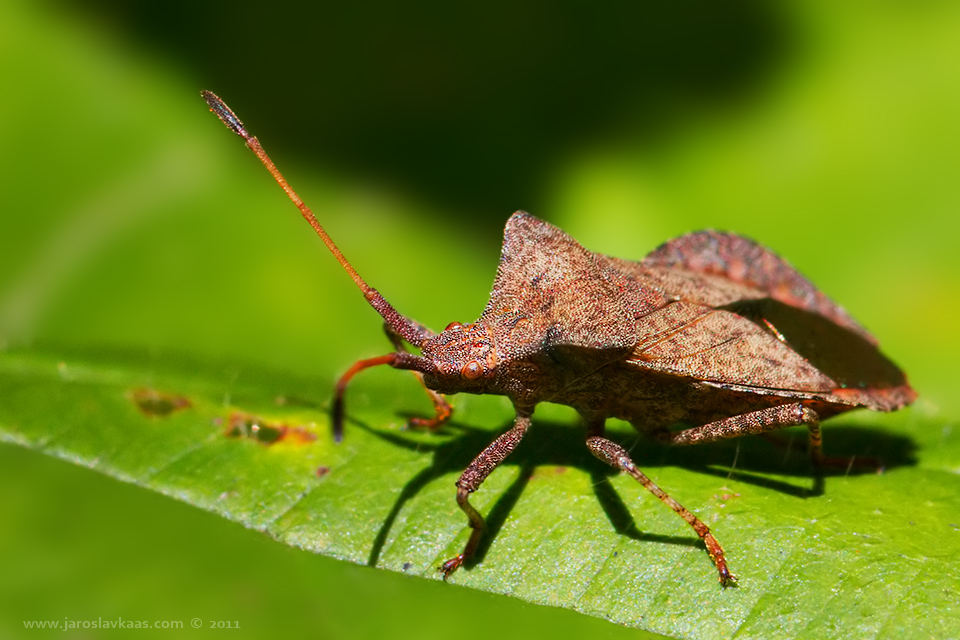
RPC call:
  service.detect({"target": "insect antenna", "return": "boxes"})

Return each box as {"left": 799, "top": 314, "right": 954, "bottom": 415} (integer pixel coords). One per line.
{"left": 201, "top": 91, "right": 428, "bottom": 348}
{"left": 203, "top": 91, "right": 439, "bottom": 440}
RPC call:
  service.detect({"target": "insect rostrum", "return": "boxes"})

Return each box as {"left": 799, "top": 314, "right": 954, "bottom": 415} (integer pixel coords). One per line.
{"left": 202, "top": 90, "right": 916, "bottom": 586}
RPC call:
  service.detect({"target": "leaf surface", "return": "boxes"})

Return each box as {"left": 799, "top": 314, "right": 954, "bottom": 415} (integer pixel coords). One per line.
{"left": 2, "top": 347, "right": 956, "bottom": 638}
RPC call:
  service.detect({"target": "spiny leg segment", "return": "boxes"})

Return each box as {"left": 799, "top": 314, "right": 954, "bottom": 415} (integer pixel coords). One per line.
{"left": 658, "top": 403, "right": 825, "bottom": 465}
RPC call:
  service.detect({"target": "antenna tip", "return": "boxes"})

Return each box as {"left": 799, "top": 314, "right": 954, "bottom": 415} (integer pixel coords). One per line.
{"left": 201, "top": 90, "right": 249, "bottom": 139}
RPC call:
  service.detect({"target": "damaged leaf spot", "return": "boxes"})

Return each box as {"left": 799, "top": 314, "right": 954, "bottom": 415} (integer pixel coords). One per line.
{"left": 130, "top": 388, "right": 192, "bottom": 418}
{"left": 714, "top": 491, "right": 742, "bottom": 508}
{"left": 224, "top": 412, "right": 317, "bottom": 446}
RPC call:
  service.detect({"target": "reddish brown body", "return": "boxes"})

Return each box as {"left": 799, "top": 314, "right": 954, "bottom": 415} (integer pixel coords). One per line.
{"left": 419, "top": 212, "right": 913, "bottom": 420}
{"left": 203, "top": 91, "right": 916, "bottom": 586}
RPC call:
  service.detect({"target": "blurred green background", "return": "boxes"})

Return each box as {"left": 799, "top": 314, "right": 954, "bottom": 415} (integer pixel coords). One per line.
{"left": 2, "top": 0, "right": 959, "bottom": 638}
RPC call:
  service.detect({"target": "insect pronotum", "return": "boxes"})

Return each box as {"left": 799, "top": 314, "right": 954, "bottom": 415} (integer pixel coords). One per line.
{"left": 202, "top": 90, "right": 916, "bottom": 586}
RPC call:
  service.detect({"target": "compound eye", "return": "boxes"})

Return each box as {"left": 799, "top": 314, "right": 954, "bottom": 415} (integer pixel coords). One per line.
{"left": 461, "top": 360, "right": 483, "bottom": 380}
{"left": 445, "top": 321, "right": 463, "bottom": 331}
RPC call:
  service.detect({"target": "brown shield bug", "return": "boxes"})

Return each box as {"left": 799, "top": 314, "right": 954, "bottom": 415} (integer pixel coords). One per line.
{"left": 202, "top": 91, "right": 916, "bottom": 586}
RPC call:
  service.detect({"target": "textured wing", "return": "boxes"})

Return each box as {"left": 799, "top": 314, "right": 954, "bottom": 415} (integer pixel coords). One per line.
{"left": 627, "top": 300, "right": 837, "bottom": 392}
{"left": 629, "top": 231, "right": 913, "bottom": 409}
{"left": 638, "top": 230, "right": 876, "bottom": 343}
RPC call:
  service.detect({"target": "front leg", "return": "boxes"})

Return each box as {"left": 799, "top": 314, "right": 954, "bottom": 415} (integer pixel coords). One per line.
{"left": 439, "top": 409, "right": 533, "bottom": 578}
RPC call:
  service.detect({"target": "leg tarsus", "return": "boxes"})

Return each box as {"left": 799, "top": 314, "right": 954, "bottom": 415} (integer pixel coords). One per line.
{"left": 439, "top": 555, "right": 465, "bottom": 578}
{"left": 406, "top": 372, "right": 453, "bottom": 431}
{"left": 439, "top": 487, "right": 483, "bottom": 578}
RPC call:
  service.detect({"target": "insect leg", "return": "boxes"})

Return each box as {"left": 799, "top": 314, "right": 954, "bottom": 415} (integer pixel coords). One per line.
{"left": 381, "top": 322, "right": 453, "bottom": 430}
{"left": 439, "top": 410, "right": 533, "bottom": 578}
{"left": 658, "top": 403, "right": 824, "bottom": 465}
{"left": 407, "top": 374, "right": 453, "bottom": 430}
{"left": 332, "top": 354, "right": 397, "bottom": 442}
{"left": 585, "top": 421, "right": 735, "bottom": 586}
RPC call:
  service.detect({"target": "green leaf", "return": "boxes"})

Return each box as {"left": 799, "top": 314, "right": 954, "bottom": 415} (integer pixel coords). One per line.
{"left": 2, "top": 346, "right": 957, "bottom": 639}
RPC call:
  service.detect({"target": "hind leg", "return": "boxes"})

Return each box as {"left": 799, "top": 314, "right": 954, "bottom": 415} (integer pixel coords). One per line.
{"left": 655, "top": 403, "right": 825, "bottom": 465}
{"left": 585, "top": 420, "right": 736, "bottom": 586}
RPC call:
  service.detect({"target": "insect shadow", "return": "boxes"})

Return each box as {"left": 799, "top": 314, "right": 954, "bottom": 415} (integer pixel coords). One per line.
{"left": 350, "top": 412, "right": 917, "bottom": 571}
{"left": 678, "top": 423, "right": 918, "bottom": 500}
